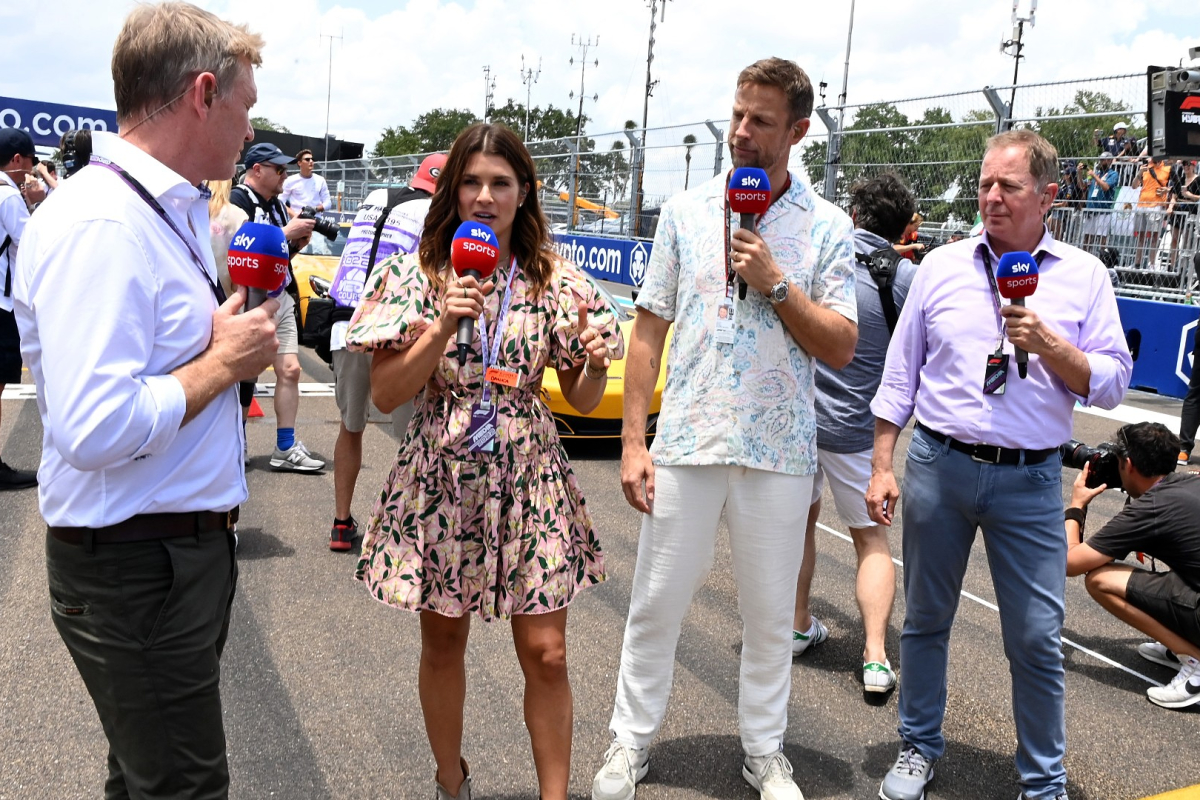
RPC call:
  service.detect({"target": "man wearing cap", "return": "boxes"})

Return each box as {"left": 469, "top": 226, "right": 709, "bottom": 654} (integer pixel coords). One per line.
{"left": 1096, "top": 122, "right": 1135, "bottom": 159}
{"left": 231, "top": 141, "right": 325, "bottom": 472}
{"left": 11, "top": 4, "right": 280, "bottom": 795}
{"left": 1079, "top": 153, "right": 1121, "bottom": 250}
{"left": 281, "top": 148, "right": 331, "bottom": 218}
{"left": 0, "top": 128, "right": 43, "bottom": 489}
{"left": 326, "top": 152, "right": 445, "bottom": 551}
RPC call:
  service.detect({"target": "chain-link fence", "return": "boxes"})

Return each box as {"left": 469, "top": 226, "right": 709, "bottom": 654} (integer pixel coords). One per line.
{"left": 315, "top": 71, "right": 1197, "bottom": 302}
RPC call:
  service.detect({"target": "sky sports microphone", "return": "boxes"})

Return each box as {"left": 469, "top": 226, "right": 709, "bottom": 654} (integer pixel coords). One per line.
{"left": 450, "top": 220, "right": 500, "bottom": 366}
{"left": 996, "top": 251, "right": 1040, "bottom": 379}
{"left": 727, "top": 167, "right": 771, "bottom": 299}
{"left": 227, "top": 221, "right": 289, "bottom": 311}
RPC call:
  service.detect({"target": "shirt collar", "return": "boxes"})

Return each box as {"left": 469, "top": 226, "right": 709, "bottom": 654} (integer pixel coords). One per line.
{"left": 0, "top": 171, "right": 18, "bottom": 191}
{"left": 978, "top": 225, "right": 1066, "bottom": 264}
{"left": 92, "top": 132, "right": 203, "bottom": 205}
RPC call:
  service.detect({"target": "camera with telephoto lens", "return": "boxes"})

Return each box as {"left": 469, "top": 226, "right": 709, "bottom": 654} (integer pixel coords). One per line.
{"left": 299, "top": 206, "right": 339, "bottom": 241}
{"left": 1059, "top": 439, "right": 1123, "bottom": 491}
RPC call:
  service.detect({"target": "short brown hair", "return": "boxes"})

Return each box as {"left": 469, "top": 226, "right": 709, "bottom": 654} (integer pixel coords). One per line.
{"left": 112, "top": 2, "right": 264, "bottom": 125}
{"left": 418, "top": 123, "right": 555, "bottom": 296}
{"left": 297, "top": 149, "right": 313, "bottom": 161}
{"left": 737, "top": 57, "right": 814, "bottom": 122}
{"left": 985, "top": 129, "right": 1059, "bottom": 190}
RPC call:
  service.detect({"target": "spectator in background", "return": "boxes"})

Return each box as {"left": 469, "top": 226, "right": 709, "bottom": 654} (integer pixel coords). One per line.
{"left": 1168, "top": 160, "right": 1198, "bottom": 272}
{"left": 1081, "top": 153, "right": 1120, "bottom": 251}
{"left": 1133, "top": 154, "right": 1173, "bottom": 269}
{"left": 791, "top": 171, "right": 916, "bottom": 697}
{"left": 0, "top": 128, "right": 41, "bottom": 490}
{"left": 894, "top": 211, "right": 924, "bottom": 261}
{"left": 1096, "top": 121, "right": 1136, "bottom": 159}
{"left": 34, "top": 161, "right": 58, "bottom": 200}
{"left": 282, "top": 148, "right": 331, "bottom": 218}
{"left": 1049, "top": 159, "right": 1083, "bottom": 240}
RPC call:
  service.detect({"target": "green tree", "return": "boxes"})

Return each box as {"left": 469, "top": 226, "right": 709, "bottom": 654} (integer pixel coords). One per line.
{"left": 251, "top": 116, "right": 290, "bottom": 133}
{"left": 1027, "top": 90, "right": 1142, "bottom": 160}
{"left": 372, "top": 108, "right": 480, "bottom": 157}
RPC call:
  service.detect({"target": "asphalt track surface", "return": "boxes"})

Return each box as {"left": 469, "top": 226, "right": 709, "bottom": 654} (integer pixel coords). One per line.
{"left": 1, "top": 350, "right": 1197, "bottom": 800}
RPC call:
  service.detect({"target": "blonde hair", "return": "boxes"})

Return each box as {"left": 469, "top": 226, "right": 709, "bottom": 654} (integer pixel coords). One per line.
{"left": 112, "top": 2, "right": 264, "bottom": 126}
{"left": 207, "top": 179, "right": 232, "bottom": 217}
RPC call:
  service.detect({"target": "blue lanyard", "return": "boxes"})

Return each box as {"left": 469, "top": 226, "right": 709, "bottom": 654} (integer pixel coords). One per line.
{"left": 477, "top": 256, "right": 518, "bottom": 406}
{"left": 92, "top": 156, "right": 225, "bottom": 304}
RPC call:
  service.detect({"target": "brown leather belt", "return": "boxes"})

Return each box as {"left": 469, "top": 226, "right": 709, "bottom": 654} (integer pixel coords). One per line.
{"left": 916, "top": 423, "right": 1055, "bottom": 466}
{"left": 49, "top": 507, "right": 239, "bottom": 546}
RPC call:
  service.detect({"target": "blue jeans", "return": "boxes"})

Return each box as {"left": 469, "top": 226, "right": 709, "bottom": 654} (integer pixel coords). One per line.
{"left": 898, "top": 427, "right": 1067, "bottom": 800}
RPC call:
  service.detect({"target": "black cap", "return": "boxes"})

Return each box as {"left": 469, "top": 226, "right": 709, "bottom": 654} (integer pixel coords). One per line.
{"left": 0, "top": 128, "right": 37, "bottom": 165}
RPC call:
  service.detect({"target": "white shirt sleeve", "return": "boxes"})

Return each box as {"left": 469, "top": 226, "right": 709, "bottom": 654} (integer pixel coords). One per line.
{"left": 22, "top": 218, "right": 187, "bottom": 471}
{"left": 317, "top": 175, "right": 331, "bottom": 210}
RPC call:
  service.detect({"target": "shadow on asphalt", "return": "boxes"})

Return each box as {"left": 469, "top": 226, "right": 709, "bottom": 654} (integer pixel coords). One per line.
{"left": 233, "top": 528, "right": 296, "bottom": 561}
{"left": 1061, "top": 627, "right": 1175, "bottom": 696}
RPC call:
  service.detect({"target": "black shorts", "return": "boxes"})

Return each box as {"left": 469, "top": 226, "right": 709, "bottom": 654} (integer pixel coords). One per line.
{"left": 1126, "top": 569, "right": 1200, "bottom": 648}
{"left": 0, "top": 308, "right": 22, "bottom": 385}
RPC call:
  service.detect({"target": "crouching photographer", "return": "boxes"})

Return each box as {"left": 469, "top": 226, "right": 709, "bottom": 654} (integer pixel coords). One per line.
{"left": 1063, "top": 422, "right": 1200, "bottom": 709}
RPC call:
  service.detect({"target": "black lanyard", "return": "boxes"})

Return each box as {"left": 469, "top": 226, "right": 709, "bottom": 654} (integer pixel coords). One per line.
{"left": 980, "top": 247, "right": 1046, "bottom": 348}
{"left": 93, "top": 156, "right": 226, "bottom": 304}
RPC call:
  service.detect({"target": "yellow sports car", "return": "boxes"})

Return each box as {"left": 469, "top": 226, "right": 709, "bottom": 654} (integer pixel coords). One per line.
{"left": 540, "top": 281, "right": 668, "bottom": 440}
{"left": 291, "top": 223, "right": 349, "bottom": 328}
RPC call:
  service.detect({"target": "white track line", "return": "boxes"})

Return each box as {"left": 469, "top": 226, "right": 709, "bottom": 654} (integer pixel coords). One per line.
{"left": 814, "top": 521, "right": 1164, "bottom": 687}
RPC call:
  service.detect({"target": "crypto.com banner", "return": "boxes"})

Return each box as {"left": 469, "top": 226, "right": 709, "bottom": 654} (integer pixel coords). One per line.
{"left": 0, "top": 97, "right": 117, "bottom": 148}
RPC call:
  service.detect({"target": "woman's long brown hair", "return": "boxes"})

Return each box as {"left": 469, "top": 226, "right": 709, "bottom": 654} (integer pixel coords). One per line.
{"left": 418, "top": 123, "right": 556, "bottom": 296}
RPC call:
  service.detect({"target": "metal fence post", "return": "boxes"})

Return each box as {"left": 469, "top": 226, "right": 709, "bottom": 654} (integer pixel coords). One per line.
{"left": 983, "top": 87, "right": 1012, "bottom": 134}
{"left": 705, "top": 120, "right": 724, "bottom": 177}
{"left": 565, "top": 138, "right": 580, "bottom": 232}
{"left": 623, "top": 128, "right": 641, "bottom": 236}
{"left": 814, "top": 106, "right": 840, "bottom": 202}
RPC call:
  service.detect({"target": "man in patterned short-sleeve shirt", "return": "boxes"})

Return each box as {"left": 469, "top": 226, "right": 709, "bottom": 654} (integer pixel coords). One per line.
{"left": 592, "top": 57, "right": 858, "bottom": 800}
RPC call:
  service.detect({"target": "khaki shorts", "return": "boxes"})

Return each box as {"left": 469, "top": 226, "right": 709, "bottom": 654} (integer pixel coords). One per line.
{"left": 809, "top": 448, "right": 874, "bottom": 529}
{"left": 332, "top": 348, "right": 414, "bottom": 436}
{"left": 274, "top": 293, "right": 298, "bottom": 355}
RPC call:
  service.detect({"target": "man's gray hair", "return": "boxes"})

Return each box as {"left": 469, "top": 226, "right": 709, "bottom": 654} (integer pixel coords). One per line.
{"left": 984, "top": 129, "right": 1060, "bottom": 190}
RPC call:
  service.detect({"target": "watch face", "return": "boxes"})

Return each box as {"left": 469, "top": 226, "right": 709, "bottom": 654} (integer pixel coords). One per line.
{"left": 771, "top": 280, "right": 788, "bottom": 302}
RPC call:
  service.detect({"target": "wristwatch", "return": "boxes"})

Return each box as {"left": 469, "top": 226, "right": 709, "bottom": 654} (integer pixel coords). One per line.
{"left": 768, "top": 276, "right": 790, "bottom": 305}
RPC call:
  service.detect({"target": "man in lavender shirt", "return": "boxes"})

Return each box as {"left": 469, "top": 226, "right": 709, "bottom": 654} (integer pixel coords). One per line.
{"left": 867, "top": 129, "right": 1132, "bottom": 800}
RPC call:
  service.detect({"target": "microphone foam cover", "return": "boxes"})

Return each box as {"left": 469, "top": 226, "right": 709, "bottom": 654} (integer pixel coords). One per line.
{"left": 227, "top": 221, "right": 289, "bottom": 292}
{"left": 995, "top": 251, "right": 1040, "bottom": 299}
{"left": 450, "top": 220, "right": 500, "bottom": 279}
{"left": 727, "top": 167, "right": 771, "bottom": 215}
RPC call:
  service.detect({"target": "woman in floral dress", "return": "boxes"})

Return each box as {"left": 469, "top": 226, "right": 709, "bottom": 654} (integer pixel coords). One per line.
{"left": 345, "top": 123, "right": 624, "bottom": 800}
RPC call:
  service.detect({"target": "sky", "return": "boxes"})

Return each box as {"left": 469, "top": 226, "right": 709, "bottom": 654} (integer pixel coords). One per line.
{"left": 1, "top": 0, "right": 1197, "bottom": 153}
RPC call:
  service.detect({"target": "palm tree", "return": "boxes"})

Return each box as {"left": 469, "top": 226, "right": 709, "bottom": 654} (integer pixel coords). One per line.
{"left": 683, "top": 133, "right": 697, "bottom": 190}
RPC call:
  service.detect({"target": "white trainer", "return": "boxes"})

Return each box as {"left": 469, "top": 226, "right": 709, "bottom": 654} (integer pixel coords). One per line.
{"left": 592, "top": 741, "right": 649, "bottom": 800}
{"left": 791, "top": 617, "right": 829, "bottom": 656}
{"left": 1136, "top": 641, "right": 1180, "bottom": 669}
{"left": 863, "top": 660, "right": 897, "bottom": 693}
{"left": 743, "top": 748, "right": 804, "bottom": 800}
{"left": 1147, "top": 656, "right": 1200, "bottom": 709}
{"left": 269, "top": 440, "right": 325, "bottom": 472}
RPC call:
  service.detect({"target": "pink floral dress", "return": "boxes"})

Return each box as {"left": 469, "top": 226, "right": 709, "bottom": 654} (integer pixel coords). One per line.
{"left": 345, "top": 252, "right": 624, "bottom": 621}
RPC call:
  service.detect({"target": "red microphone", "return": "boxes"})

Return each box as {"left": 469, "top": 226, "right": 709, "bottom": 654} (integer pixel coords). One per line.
{"left": 450, "top": 221, "right": 500, "bottom": 365}
{"left": 727, "top": 167, "right": 771, "bottom": 299}
{"left": 227, "top": 221, "right": 289, "bottom": 310}
{"left": 996, "top": 251, "right": 1040, "bottom": 378}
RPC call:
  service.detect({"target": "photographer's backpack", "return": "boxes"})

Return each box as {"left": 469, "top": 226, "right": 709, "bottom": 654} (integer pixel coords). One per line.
{"left": 855, "top": 246, "right": 904, "bottom": 335}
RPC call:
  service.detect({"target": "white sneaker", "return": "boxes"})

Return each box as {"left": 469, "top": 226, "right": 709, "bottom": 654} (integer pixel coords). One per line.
{"left": 592, "top": 741, "right": 649, "bottom": 800}
{"left": 863, "top": 660, "right": 897, "bottom": 693}
{"left": 879, "top": 743, "right": 935, "bottom": 800}
{"left": 1147, "top": 656, "right": 1200, "bottom": 709}
{"left": 270, "top": 440, "right": 325, "bottom": 472}
{"left": 792, "top": 617, "right": 828, "bottom": 656}
{"left": 1137, "top": 641, "right": 1180, "bottom": 669}
{"left": 743, "top": 748, "right": 804, "bottom": 800}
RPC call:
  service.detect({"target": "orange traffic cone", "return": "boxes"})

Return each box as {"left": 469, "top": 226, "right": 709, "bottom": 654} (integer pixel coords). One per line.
{"left": 248, "top": 397, "right": 264, "bottom": 418}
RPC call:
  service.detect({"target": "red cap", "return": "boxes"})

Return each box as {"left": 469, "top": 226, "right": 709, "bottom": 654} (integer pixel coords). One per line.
{"left": 412, "top": 153, "right": 448, "bottom": 193}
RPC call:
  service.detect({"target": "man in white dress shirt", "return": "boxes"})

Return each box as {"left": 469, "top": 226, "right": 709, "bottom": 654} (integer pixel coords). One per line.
{"left": 13, "top": 3, "right": 280, "bottom": 797}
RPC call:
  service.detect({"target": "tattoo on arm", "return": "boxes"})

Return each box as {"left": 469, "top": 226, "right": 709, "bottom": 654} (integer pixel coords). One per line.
{"left": 650, "top": 356, "right": 657, "bottom": 370}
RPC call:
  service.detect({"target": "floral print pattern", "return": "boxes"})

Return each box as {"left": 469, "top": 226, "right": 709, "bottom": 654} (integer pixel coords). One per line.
{"left": 345, "top": 252, "right": 624, "bottom": 621}
{"left": 635, "top": 171, "right": 857, "bottom": 476}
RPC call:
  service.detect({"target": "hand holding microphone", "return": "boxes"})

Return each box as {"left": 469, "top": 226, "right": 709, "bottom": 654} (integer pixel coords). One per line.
{"left": 449, "top": 221, "right": 500, "bottom": 366}
{"left": 227, "top": 221, "right": 290, "bottom": 310}
{"left": 727, "top": 167, "right": 771, "bottom": 299}
{"left": 213, "top": 221, "right": 290, "bottom": 380}
{"left": 995, "top": 251, "right": 1040, "bottom": 379}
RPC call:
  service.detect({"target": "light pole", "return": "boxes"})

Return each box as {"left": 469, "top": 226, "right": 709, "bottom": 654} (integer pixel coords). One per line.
{"left": 634, "top": 0, "right": 670, "bottom": 232}
{"left": 320, "top": 30, "right": 342, "bottom": 164}
{"left": 1001, "top": 0, "right": 1038, "bottom": 117}
{"left": 482, "top": 65, "right": 497, "bottom": 122}
{"left": 520, "top": 55, "right": 542, "bottom": 142}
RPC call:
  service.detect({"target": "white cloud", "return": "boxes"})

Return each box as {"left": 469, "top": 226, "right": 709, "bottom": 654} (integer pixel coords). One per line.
{"left": 0, "top": 0, "right": 1191, "bottom": 152}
